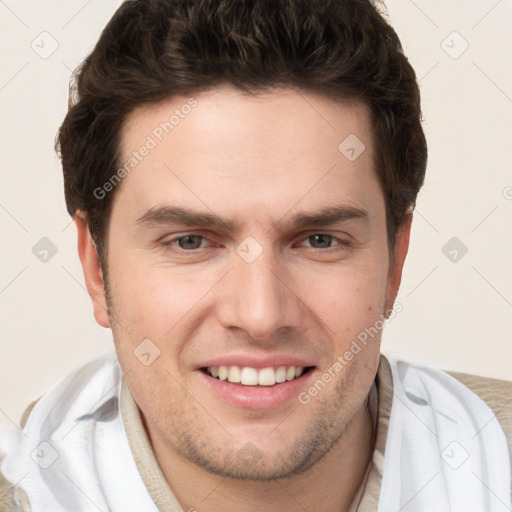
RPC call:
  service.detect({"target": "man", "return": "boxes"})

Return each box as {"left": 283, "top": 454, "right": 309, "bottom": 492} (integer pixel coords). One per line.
{"left": 1, "top": 0, "right": 511, "bottom": 511}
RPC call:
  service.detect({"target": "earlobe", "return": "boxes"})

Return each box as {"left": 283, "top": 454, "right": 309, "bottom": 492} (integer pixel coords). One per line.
{"left": 75, "top": 211, "right": 111, "bottom": 328}
{"left": 385, "top": 213, "right": 413, "bottom": 312}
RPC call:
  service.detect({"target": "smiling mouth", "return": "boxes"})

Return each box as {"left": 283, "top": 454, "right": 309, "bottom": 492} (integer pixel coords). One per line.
{"left": 202, "top": 365, "right": 315, "bottom": 387}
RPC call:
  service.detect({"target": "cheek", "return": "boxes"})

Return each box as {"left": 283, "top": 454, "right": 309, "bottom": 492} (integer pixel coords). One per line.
{"left": 293, "top": 258, "right": 389, "bottom": 334}
{"left": 107, "top": 253, "right": 221, "bottom": 342}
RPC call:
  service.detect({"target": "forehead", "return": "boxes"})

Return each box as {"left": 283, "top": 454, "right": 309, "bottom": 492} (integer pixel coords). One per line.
{"left": 113, "top": 85, "right": 381, "bottom": 224}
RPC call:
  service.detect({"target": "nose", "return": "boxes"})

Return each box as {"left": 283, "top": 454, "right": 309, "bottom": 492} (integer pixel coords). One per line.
{"left": 216, "top": 246, "right": 303, "bottom": 343}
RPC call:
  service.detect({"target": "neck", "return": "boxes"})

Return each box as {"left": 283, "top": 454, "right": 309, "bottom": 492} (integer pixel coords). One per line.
{"left": 150, "top": 393, "right": 375, "bottom": 512}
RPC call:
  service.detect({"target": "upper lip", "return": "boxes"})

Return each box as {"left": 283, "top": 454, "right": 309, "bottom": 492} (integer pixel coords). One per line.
{"left": 196, "top": 353, "right": 316, "bottom": 370}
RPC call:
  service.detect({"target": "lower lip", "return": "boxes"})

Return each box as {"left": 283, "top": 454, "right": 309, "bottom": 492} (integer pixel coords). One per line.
{"left": 197, "top": 369, "right": 315, "bottom": 410}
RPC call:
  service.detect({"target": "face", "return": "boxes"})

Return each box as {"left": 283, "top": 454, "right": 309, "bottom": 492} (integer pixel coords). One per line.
{"left": 81, "top": 85, "right": 408, "bottom": 480}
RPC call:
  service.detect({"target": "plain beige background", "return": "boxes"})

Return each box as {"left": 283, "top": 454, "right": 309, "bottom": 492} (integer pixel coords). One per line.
{"left": 0, "top": 0, "right": 511, "bottom": 438}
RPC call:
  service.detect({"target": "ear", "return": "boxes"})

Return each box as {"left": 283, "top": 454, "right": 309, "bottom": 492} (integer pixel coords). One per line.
{"left": 385, "top": 213, "right": 412, "bottom": 312}
{"left": 75, "top": 211, "right": 111, "bottom": 328}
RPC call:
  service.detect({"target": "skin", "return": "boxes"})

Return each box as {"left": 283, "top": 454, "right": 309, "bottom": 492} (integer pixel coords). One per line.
{"left": 76, "top": 85, "right": 411, "bottom": 511}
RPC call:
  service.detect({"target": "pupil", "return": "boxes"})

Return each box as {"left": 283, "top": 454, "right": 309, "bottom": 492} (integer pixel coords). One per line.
{"left": 179, "top": 235, "right": 202, "bottom": 250}
{"left": 310, "top": 234, "right": 331, "bottom": 248}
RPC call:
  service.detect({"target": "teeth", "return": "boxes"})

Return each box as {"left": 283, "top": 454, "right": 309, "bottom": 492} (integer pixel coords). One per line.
{"left": 275, "top": 366, "right": 287, "bottom": 383}
{"left": 258, "top": 367, "right": 276, "bottom": 386}
{"left": 207, "top": 365, "right": 306, "bottom": 386}
{"left": 228, "top": 366, "right": 241, "bottom": 383}
{"left": 240, "top": 367, "right": 258, "bottom": 385}
{"left": 218, "top": 366, "right": 228, "bottom": 381}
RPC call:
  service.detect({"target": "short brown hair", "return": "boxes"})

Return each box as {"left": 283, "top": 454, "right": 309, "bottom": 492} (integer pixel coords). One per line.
{"left": 56, "top": 0, "right": 427, "bottom": 265}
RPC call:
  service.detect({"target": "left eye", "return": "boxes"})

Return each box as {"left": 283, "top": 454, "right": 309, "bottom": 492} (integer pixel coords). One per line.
{"left": 302, "top": 234, "right": 340, "bottom": 249}
{"left": 173, "top": 235, "right": 206, "bottom": 250}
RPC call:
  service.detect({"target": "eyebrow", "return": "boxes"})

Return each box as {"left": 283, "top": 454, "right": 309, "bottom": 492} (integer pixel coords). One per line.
{"left": 285, "top": 205, "right": 369, "bottom": 229}
{"left": 135, "top": 204, "right": 369, "bottom": 232}
{"left": 136, "top": 206, "right": 235, "bottom": 231}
